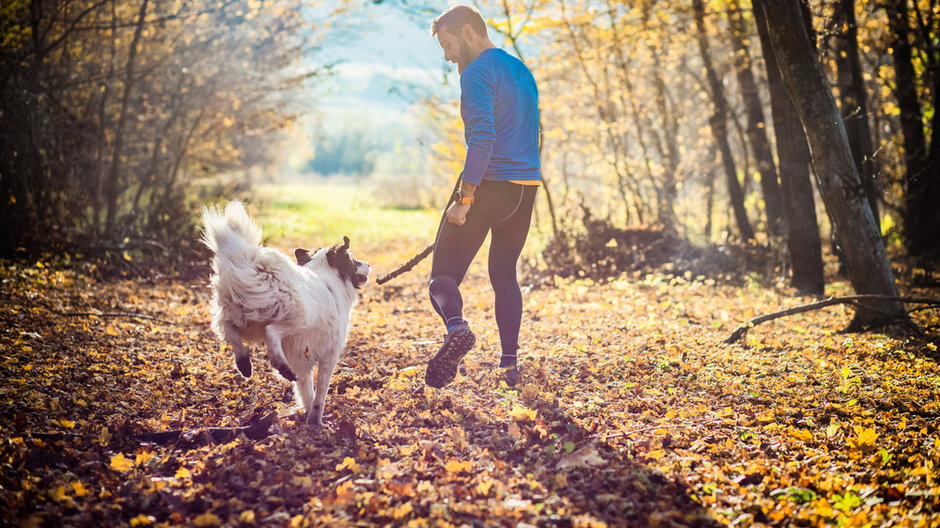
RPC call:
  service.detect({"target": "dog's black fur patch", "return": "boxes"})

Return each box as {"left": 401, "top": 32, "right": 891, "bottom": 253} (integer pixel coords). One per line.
{"left": 327, "top": 236, "right": 362, "bottom": 288}
{"left": 295, "top": 248, "right": 312, "bottom": 266}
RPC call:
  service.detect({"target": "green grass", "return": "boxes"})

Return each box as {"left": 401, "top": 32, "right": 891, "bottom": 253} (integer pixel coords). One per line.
{"left": 249, "top": 182, "right": 440, "bottom": 250}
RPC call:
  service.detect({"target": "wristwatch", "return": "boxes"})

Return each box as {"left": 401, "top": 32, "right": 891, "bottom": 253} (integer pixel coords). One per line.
{"left": 455, "top": 189, "right": 475, "bottom": 205}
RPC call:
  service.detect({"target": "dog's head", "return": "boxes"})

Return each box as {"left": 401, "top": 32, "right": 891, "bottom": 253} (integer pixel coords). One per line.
{"left": 296, "top": 236, "right": 370, "bottom": 289}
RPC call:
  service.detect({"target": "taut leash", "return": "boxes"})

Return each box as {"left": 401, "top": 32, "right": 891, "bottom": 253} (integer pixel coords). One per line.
{"left": 375, "top": 177, "right": 461, "bottom": 285}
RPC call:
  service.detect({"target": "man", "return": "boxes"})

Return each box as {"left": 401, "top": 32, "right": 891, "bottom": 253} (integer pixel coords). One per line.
{"left": 424, "top": 4, "right": 541, "bottom": 389}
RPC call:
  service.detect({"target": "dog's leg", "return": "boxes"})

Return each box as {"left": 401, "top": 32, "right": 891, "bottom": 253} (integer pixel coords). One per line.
{"left": 222, "top": 321, "right": 252, "bottom": 378}
{"left": 263, "top": 325, "right": 297, "bottom": 382}
{"left": 307, "top": 356, "right": 338, "bottom": 429}
{"left": 294, "top": 368, "right": 315, "bottom": 413}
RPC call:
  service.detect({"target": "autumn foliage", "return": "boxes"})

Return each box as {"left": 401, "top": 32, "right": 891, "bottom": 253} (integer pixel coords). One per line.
{"left": 1, "top": 244, "right": 938, "bottom": 526}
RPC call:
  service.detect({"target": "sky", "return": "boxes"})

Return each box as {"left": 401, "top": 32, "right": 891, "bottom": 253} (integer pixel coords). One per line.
{"left": 313, "top": 1, "right": 458, "bottom": 128}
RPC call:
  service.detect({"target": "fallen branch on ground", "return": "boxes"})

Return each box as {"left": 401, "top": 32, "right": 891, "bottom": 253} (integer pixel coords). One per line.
{"left": 59, "top": 311, "right": 184, "bottom": 326}
{"left": 136, "top": 411, "right": 278, "bottom": 446}
{"left": 725, "top": 295, "right": 940, "bottom": 344}
{"left": 25, "top": 412, "right": 278, "bottom": 447}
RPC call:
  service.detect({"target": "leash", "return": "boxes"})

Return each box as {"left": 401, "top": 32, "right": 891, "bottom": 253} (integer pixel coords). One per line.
{"left": 376, "top": 177, "right": 461, "bottom": 285}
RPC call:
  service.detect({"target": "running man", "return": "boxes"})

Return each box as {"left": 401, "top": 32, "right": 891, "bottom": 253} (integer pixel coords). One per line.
{"left": 424, "top": 4, "right": 541, "bottom": 388}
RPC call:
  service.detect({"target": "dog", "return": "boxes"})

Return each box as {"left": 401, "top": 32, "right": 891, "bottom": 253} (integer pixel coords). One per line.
{"left": 200, "top": 200, "right": 370, "bottom": 428}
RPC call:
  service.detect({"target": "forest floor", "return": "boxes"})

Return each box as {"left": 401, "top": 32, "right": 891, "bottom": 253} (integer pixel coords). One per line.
{"left": 2, "top": 189, "right": 939, "bottom": 527}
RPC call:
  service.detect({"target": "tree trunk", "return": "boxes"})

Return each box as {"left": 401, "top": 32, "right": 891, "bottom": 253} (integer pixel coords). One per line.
{"left": 887, "top": 1, "right": 938, "bottom": 258}
{"left": 752, "top": 0, "right": 824, "bottom": 295}
{"left": 692, "top": 0, "right": 754, "bottom": 241}
{"left": 103, "top": 0, "right": 150, "bottom": 239}
{"left": 727, "top": 0, "right": 785, "bottom": 236}
{"left": 828, "top": 0, "right": 880, "bottom": 221}
{"left": 756, "top": 0, "right": 904, "bottom": 328}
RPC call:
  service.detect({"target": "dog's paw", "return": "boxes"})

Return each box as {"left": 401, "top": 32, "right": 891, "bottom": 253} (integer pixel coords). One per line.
{"left": 235, "top": 356, "right": 253, "bottom": 378}
{"left": 306, "top": 406, "right": 324, "bottom": 430}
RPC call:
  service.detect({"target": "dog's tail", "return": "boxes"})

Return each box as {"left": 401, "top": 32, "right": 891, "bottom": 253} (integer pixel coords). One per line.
{"left": 201, "top": 201, "right": 262, "bottom": 264}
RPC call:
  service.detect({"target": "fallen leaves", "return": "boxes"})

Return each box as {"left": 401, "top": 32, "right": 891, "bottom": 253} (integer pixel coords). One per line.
{"left": 0, "top": 260, "right": 938, "bottom": 527}
{"left": 109, "top": 453, "right": 134, "bottom": 472}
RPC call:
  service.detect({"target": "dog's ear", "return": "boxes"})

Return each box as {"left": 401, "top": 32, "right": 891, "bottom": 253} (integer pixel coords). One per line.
{"left": 342, "top": 236, "right": 350, "bottom": 250}
{"left": 294, "top": 248, "right": 312, "bottom": 266}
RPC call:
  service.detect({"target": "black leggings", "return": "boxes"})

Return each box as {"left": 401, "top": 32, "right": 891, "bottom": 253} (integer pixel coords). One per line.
{"left": 429, "top": 180, "right": 538, "bottom": 356}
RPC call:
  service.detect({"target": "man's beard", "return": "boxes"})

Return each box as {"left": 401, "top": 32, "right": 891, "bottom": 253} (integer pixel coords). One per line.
{"left": 457, "top": 37, "right": 473, "bottom": 74}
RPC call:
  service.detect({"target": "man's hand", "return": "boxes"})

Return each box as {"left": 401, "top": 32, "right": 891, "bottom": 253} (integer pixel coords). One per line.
{"left": 446, "top": 202, "right": 472, "bottom": 225}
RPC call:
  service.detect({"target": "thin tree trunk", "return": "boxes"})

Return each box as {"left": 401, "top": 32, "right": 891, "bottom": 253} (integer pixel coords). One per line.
{"left": 887, "top": 1, "right": 938, "bottom": 258}
{"left": 103, "top": 0, "right": 150, "bottom": 239}
{"left": 640, "top": 1, "right": 682, "bottom": 235}
{"left": 753, "top": 0, "right": 824, "bottom": 295}
{"left": 607, "top": 4, "right": 664, "bottom": 229}
{"left": 692, "top": 0, "right": 754, "bottom": 241}
{"left": 704, "top": 170, "right": 716, "bottom": 239}
{"left": 757, "top": 0, "right": 905, "bottom": 328}
{"left": 828, "top": 0, "right": 880, "bottom": 221}
{"left": 728, "top": 0, "right": 785, "bottom": 236}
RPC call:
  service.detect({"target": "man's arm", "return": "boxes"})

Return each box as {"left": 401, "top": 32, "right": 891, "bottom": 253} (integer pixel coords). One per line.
{"left": 459, "top": 64, "right": 496, "bottom": 187}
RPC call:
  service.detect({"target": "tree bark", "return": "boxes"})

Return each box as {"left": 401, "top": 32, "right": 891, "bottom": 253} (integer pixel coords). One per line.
{"left": 756, "top": 0, "right": 905, "bottom": 328}
{"left": 103, "top": 0, "right": 150, "bottom": 239}
{"left": 752, "top": 0, "right": 824, "bottom": 295}
{"left": 887, "top": 1, "right": 939, "bottom": 258}
{"left": 828, "top": 0, "right": 880, "bottom": 222}
{"left": 728, "top": 0, "right": 785, "bottom": 236}
{"left": 639, "top": 0, "right": 681, "bottom": 235}
{"left": 692, "top": 0, "right": 754, "bottom": 241}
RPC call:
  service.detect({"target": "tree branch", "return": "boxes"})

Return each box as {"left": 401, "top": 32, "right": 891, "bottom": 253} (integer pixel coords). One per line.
{"left": 725, "top": 295, "right": 940, "bottom": 343}
{"left": 58, "top": 311, "right": 185, "bottom": 326}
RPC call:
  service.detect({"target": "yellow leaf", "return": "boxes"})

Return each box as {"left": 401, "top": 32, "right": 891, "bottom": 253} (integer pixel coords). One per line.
{"left": 826, "top": 421, "right": 840, "bottom": 438}
{"left": 50, "top": 485, "right": 69, "bottom": 502}
{"left": 646, "top": 449, "right": 666, "bottom": 460}
{"left": 130, "top": 515, "right": 154, "bottom": 526}
{"left": 105, "top": 325, "right": 120, "bottom": 336}
{"left": 70, "top": 481, "right": 89, "bottom": 497}
{"left": 135, "top": 451, "right": 154, "bottom": 465}
{"left": 238, "top": 510, "right": 255, "bottom": 524}
{"left": 335, "top": 457, "right": 359, "bottom": 472}
{"left": 192, "top": 512, "right": 221, "bottom": 527}
{"left": 849, "top": 426, "right": 878, "bottom": 449}
{"left": 391, "top": 502, "right": 413, "bottom": 519}
{"left": 175, "top": 466, "right": 192, "bottom": 478}
{"left": 508, "top": 405, "right": 536, "bottom": 422}
{"left": 109, "top": 453, "right": 134, "bottom": 472}
{"left": 444, "top": 459, "right": 472, "bottom": 473}
{"left": 398, "top": 366, "right": 422, "bottom": 377}
{"left": 58, "top": 419, "right": 76, "bottom": 429}
{"left": 475, "top": 479, "right": 494, "bottom": 496}
{"left": 790, "top": 428, "right": 814, "bottom": 442}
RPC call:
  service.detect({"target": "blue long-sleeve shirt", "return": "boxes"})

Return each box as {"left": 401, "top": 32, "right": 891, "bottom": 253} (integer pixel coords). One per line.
{"left": 459, "top": 48, "right": 540, "bottom": 186}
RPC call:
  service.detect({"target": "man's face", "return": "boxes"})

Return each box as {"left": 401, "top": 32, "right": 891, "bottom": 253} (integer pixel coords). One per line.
{"left": 437, "top": 27, "right": 474, "bottom": 74}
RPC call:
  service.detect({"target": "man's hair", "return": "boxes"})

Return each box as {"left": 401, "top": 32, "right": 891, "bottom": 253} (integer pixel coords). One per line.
{"left": 430, "top": 4, "right": 487, "bottom": 37}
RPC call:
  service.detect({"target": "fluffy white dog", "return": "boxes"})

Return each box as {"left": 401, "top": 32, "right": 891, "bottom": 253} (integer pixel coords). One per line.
{"left": 201, "top": 201, "right": 370, "bottom": 428}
